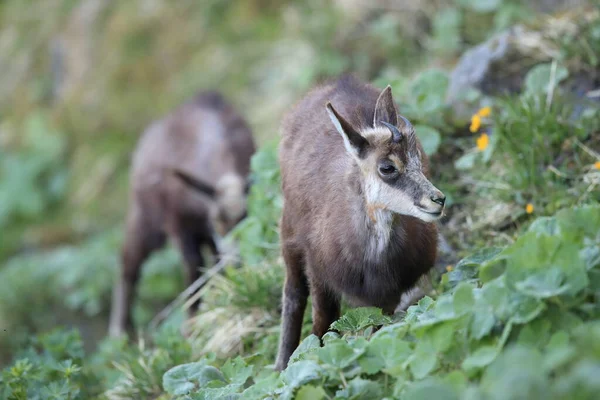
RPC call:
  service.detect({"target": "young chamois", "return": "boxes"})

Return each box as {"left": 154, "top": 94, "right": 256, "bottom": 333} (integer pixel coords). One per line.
{"left": 109, "top": 91, "right": 255, "bottom": 337}
{"left": 275, "top": 76, "right": 445, "bottom": 370}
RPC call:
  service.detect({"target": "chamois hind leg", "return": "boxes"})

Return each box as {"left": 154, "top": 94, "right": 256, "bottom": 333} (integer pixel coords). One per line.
{"left": 109, "top": 207, "right": 165, "bottom": 337}
{"left": 310, "top": 282, "right": 341, "bottom": 339}
{"left": 173, "top": 230, "right": 205, "bottom": 320}
{"left": 275, "top": 244, "right": 309, "bottom": 371}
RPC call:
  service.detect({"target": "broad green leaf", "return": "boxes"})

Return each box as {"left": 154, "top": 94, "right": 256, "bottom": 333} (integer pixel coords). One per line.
{"left": 462, "top": 345, "right": 499, "bottom": 372}
{"left": 414, "top": 125, "right": 441, "bottom": 155}
{"left": 409, "top": 341, "right": 437, "bottom": 379}
{"left": 447, "top": 247, "right": 503, "bottom": 286}
{"left": 240, "top": 373, "right": 280, "bottom": 399}
{"left": 163, "top": 363, "right": 225, "bottom": 395}
{"left": 543, "top": 331, "right": 576, "bottom": 372}
{"left": 513, "top": 268, "right": 570, "bottom": 299}
{"left": 524, "top": 63, "right": 568, "bottom": 95}
{"left": 555, "top": 205, "right": 600, "bottom": 240}
{"left": 470, "top": 306, "right": 496, "bottom": 340}
{"left": 454, "top": 152, "right": 477, "bottom": 170}
{"left": 289, "top": 335, "right": 321, "bottom": 364}
{"left": 430, "top": 322, "right": 457, "bottom": 353}
{"left": 502, "top": 232, "right": 588, "bottom": 297}
{"left": 528, "top": 216, "right": 560, "bottom": 236}
{"left": 453, "top": 283, "right": 475, "bottom": 313}
{"left": 403, "top": 379, "right": 459, "bottom": 400}
{"left": 335, "top": 377, "right": 383, "bottom": 400}
{"left": 296, "top": 385, "right": 326, "bottom": 400}
{"left": 509, "top": 293, "right": 546, "bottom": 324}
{"left": 442, "top": 371, "right": 468, "bottom": 393}
{"left": 359, "top": 334, "right": 412, "bottom": 375}
{"left": 480, "top": 346, "right": 549, "bottom": 400}
{"left": 281, "top": 360, "right": 323, "bottom": 388}
{"left": 553, "top": 360, "right": 600, "bottom": 399}
{"left": 331, "top": 307, "right": 392, "bottom": 333}
{"left": 221, "top": 357, "right": 253, "bottom": 386}
{"left": 405, "top": 297, "right": 435, "bottom": 323}
{"left": 318, "top": 340, "right": 363, "bottom": 369}
{"left": 409, "top": 69, "right": 449, "bottom": 116}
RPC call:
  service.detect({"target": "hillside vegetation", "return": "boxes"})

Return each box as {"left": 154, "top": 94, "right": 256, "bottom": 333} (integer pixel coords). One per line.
{"left": 1, "top": 0, "right": 599, "bottom": 399}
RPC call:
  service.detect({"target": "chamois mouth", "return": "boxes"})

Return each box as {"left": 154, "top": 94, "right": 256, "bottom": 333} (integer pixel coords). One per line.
{"left": 415, "top": 205, "right": 443, "bottom": 219}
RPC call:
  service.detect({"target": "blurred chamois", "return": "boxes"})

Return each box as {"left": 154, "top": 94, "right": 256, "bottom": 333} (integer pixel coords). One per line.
{"left": 109, "top": 91, "right": 255, "bottom": 337}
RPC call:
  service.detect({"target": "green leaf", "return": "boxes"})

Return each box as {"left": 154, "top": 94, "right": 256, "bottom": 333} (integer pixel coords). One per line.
{"left": 462, "top": 345, "right": 498, "bottom": 371}
{"left": 331, "top": 307, "right": 392, "bottom": 333}
{"left": 289, "top": 335, "right": 321, "bottom": 364}
{"left": 524, "top": 62, "right": 568, "bottom": 95}
{"left": 403, "top": 378, "right": 459, "bottom": 400}
{"left": 318, "top": 340, "right": 363, "bottom": 369}
{"left": 221, "top": 357, "right": 253, "bottom": 386}
{"left": 513, "top": 268, "right": 569, "bottom": 299}
{"left": 453, "top": 283, "right": 475, "bottom": 314}
{"left": 414, "top": 125, "right": 441, "bottom": 155}
{"left": 447, "top": 247, "right": 503, "bottom": 287}
{"left": 510, "top": 295, "right": 546, "bottom": 324}
{"left": 470, "top": 306, "right": 496, "bottom": 340}
{"left": 528, "top": 216, "right": 560, "bottom": 236}
{"left": 359, "top": 334, "right": 412, "bottom": 375}
{"left": 480, "top": 346, "right": 548, "bottom": 399}
{"left": 543, "top": 331, "right": 576, "bottom": 372}
{"left": 336, "top": 377, "right": 383, "bottom": 400}
{"left": 454, "top": 152, "right": 477, "bottom": 170}
{"left": 409, "top": 340, "right": 437, "bottom": 379}
{"left": 430, "top": 322, "right": 457, "bottom": 353}
{"left": 163, "top": 362, "right": 226, "bottom": 395}
{"left": 296, "top": 385, "right": 326, "bottom": 400}
{"left": 281, "top": 360, "right": 323, "bottom": 388}
{"left": 409, "top": 69, "right": 449, "bottom": 116}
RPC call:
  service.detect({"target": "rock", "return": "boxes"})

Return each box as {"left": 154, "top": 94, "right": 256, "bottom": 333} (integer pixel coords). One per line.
{"left": 446, "top": 7, "right": 598, "bottom": 119}
{"left": 446, "top": 25, "right": 557, "bottom": 105}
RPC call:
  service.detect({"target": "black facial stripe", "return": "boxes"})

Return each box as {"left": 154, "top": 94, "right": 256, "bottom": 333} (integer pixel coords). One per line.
{"left": 380, "top": 173, "right": 423, "bottom": 202}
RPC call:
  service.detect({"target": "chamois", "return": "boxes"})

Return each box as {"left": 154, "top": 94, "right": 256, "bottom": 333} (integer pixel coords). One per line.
{"left": 109, "top": 91, "right": 255, "bottom": 337}
{"left": 275, "top": 76, "right": 445, "bottom": 370}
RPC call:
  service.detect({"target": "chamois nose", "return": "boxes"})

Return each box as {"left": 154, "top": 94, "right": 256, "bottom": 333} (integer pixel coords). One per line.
{"left": 431, "top": 195, "right": 446, "bottom": 207}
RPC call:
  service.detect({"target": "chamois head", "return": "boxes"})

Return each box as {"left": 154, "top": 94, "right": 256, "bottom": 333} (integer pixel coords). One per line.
{"left": 325, "top": 85, "right": 445, "bottom": 222}
{"left": 173, "top": 169, "right": 251, "bottom": 235}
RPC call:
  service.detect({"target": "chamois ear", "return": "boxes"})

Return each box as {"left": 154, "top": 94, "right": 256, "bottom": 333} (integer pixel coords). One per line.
{"left": 373, "top": 85, "right": 398, "bottom": 127}
{"left": 326, "top": 102, "right": 369, "bottom": 158}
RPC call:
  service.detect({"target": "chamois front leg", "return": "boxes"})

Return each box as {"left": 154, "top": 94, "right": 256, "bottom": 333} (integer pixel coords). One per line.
{"left": 275, "top": 246, "right": 309, "bottom": 371}
{"left": 310, "top": 282, "right": 341, "bottom": 339}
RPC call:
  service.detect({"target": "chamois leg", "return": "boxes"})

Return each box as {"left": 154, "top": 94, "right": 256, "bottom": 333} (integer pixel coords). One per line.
{"left": 173, "top": 231, "right": 205, "bottom": 319}
{"left": 275, "top": 245, "right": 309, "bottom": 371}
{"left": 310, "top": 283, "right": 341, "bottom": 339}
{"left": 109, "top": 212, "right": 164, "bottom": 337}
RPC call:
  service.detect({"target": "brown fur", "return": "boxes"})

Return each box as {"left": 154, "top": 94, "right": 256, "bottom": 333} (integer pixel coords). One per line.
{"left": 275, "top": 76, "right": 441, "bottom": 370}
{"left": 109, "top": 91, "right": 255, "bottom": 337}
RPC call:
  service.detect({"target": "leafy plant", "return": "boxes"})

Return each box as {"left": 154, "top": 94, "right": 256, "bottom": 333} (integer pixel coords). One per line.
{"left": 0, "top": 329, "right": 101, "bottom": 400}
{"left": 455, "top": 61, "right": 600, "bottom": 213}
{"left": 159, "top": 205, "right": 600, "bottom": 399}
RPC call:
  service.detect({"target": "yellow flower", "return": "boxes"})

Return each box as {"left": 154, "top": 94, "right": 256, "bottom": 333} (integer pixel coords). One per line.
{"left": 526, "top": 203, "right": 534, "bottom": 214}
{"left": 594, "top": 161, "right": 600, "bottom": 170}
{"left": 476, "top": 133, "right": 489, "bottom": 151}
{"left": 470, "top": 114, "right": 481, "bottom": 133}
{"left": 446, "top": 265, "right": 454, "bottom": 272}
{"left": 477, "top": 106, "right": 492, "bottom": 117}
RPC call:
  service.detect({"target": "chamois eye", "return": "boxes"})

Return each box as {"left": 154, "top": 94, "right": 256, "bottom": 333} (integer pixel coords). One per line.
{"left": 378, "top": 163, "right": 397, "bottom": 176}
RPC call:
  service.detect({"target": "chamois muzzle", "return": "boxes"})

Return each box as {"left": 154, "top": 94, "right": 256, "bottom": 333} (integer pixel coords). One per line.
{"left": 430, "top": 195, "right": 446, "bottom": 207}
